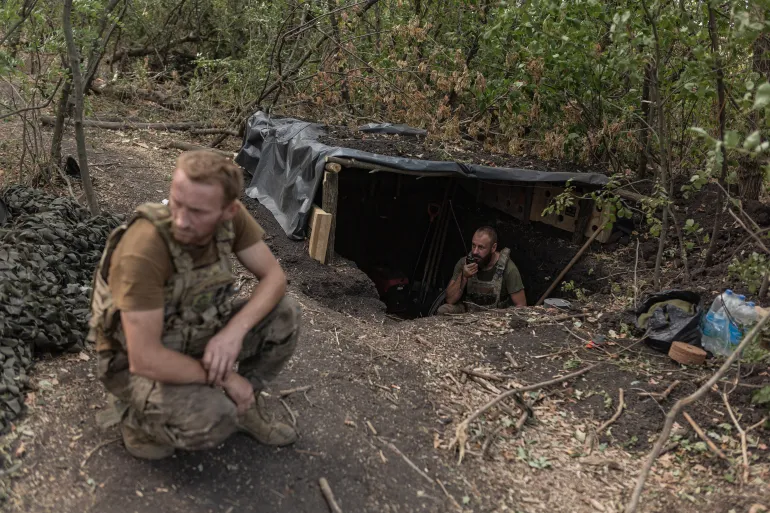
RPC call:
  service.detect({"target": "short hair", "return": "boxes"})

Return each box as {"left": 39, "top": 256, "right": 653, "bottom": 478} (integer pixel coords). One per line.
{"left": 176, "top": 150, "right": 243, "bottom": 205}
{"left": 475, "top": 225, "right": 498, "bottom": 246}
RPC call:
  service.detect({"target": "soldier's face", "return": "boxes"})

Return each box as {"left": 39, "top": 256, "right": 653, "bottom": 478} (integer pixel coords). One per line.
{"left": 169, "top": 168, "right": 237, "bottom": 246}
{"left": 471, "top": 232, "right": 496, "bottom": 268}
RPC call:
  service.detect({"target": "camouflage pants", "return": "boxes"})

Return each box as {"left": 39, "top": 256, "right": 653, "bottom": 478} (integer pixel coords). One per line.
{"left": 97, "top": 296, "right": 300, "bottom": 451}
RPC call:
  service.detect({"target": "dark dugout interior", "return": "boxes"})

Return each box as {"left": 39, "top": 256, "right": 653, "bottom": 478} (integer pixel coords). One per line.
{"left": 315, "top": 170, "right": 616, "bottom": 317}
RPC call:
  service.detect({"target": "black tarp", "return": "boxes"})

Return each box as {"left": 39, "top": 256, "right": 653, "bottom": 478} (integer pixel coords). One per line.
{"left": 235, "top": 111, "right": 610, "bottom": 239}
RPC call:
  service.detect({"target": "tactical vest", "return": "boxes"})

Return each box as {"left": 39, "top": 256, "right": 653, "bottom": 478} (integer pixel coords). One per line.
{"left": 88, "top": 203, "right": 236, "bottom": 357}
{"left": 466, "top": 248, "right": 511, "bottom": 308}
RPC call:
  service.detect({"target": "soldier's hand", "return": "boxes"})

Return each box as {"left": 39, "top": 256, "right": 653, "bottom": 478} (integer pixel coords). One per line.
{"left": 203, "top": 328, "right": 244, "bottom": 386}
{"left": 462, "top": 262, "right": 478, "bottom": 279}
{"left": 222, "top": 372, "right": 255, "bottom": 415}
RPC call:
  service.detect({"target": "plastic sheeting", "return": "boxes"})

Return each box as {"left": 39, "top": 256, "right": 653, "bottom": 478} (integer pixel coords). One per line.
{"left": 636, "top": 290, "right": 704, "bottom": 352}
{"left": 235, "top": 111, "right": 610, "bottom": 239}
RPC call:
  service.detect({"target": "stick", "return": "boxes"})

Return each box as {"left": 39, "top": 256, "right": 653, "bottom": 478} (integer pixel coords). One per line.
{"left": 449, "top": 364, "right": 597, "bottom": 464}
{"left": 624, "top": 309, "right": 770, "bottom": 513}
{"left": 319, "top": 478, "right": 343, "bottom": 513}
{"left": 40, "top": 115, "right": 211, "bottom": 131}
{"left": 436, "top": 479, "right": 463, "bottom": 511}
{"left": 366, "top": 420, "right": 378, "bottom": 436}
{"left": 536, "top": 225, "right": 604, "bottom": 306}
{"left": 482, "top": 425, "right": 504, "bottom": 460}
{"left": 722, "top": 392, "right": 749, "bottom": 482}
{"left": 505, "top": 352, "right": 521, "bottom": 369}
{"left": 529, "top": 313, "right": 587, "bottom": 323}
{"left": 415, "top": 334, "right": 429, "bottom": 345}
{"left": 80, "top": 437, "right": 120, "bottom": 467}
{"left": 634, "top": 239, "right": 640, "bottom": 310}
{"left": 161, "top": 140, "right": 235, "bottom": 158}
{"left": 279, "top": 399, "right": 298, "bottom": 427}
{"left": 326, "top": 155, "right": 457, "bottom": 178}
{"left": 638, "top": 380, "right": 680, "bottom": 401}
{"left": 279, "top": 385, "right": 312, "bottom": 397}
{"left": 461, "top": 367, "right": 516, "bottom": 382}
{"left": 596, "top": 388, "right": 625, "bottom": 436}
{"left": 378, "top": 437, "right": 434, "bottom": 485}
{"left": 682, "top": 411, "right": 727, "bottom": 460}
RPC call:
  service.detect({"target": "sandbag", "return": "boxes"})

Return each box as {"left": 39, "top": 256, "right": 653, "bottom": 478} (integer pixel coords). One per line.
{"left": 636, "top": 290, "right": 703, "bottom": 353}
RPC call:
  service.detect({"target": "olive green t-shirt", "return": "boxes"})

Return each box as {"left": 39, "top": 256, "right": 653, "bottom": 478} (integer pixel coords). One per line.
{"left": 451, "top": 253, "right": 525, "bottom": 303}
{"left": 108, "top": 201, "right": 265, "bottom": 312}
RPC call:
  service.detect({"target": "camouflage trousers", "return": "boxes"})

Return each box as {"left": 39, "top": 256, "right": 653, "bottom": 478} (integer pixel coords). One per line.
{"left": 436, "top": 302, "right": 468, "bottom": 315}
{"left": 97, "top": 296, "right": 300, "bottom": 451}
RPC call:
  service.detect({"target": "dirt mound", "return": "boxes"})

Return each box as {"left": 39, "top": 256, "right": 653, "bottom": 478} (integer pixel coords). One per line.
{"left": 0, "top": 186, "right": 122, "bottom": 433}
{"left": 240, "top": 196, "right": 386, "bottom": 316}
{"left": 319, "top": 125, "right": 607, "bottom": 174}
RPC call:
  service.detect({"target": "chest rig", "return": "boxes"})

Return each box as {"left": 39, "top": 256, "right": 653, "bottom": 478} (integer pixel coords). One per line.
{"left": 88, "top": 203, "right": 236, "bottom": 357}
{"left": 465, "top": 248, "right": 511, "bottom": 308}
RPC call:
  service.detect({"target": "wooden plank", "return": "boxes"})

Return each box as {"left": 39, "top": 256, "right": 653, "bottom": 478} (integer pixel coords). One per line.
{"left": 322, "top": 170, "right": 339, "bottom": 264}
{"left": 308, "top": 206, "right": 332, "bottom": 264}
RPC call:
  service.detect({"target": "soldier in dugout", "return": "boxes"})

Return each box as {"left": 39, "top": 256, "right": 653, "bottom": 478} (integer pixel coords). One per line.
{"left": 436, "top": 226, "right": 526, "bottom": 314}
{"left": 88, "top": 150, "right": 299, "bottom": 459}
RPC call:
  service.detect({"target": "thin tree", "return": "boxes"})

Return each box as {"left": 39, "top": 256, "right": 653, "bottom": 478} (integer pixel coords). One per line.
{"left": 62, "top": 0, "right": 99, "bottom": 215}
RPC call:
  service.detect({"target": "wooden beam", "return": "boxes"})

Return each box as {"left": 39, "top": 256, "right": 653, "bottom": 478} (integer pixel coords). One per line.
{"left": 322, "top": 169, "right": 339, "bottom": 264}
{"left": 308, "top": 206, "right": 332, "bottom": 264}
{"left": 325, "top": 155, "right": 456, "bottom": 177}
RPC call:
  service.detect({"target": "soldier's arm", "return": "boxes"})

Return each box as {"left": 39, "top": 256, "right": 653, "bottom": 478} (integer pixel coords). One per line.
{"left": 510, "top": 290, "right": 527, "bottom": 307}
{"left": 122, "top": 309, "right": 209, "bottom": 384}
{"left": 445, "top": 275, "right": 466, "bottom": 305}
{"left": 228, "top": 240, "right": 287, "bottom": 336}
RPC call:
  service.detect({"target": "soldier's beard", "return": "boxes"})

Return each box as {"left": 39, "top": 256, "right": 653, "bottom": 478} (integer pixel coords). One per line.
{"left": 477, "top": 252, "right": 493, "bottom": 269}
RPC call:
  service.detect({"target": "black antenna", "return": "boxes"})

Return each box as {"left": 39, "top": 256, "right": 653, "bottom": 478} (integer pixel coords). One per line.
{"left": 449, "top": 200, "right": 467, "bottom": 253}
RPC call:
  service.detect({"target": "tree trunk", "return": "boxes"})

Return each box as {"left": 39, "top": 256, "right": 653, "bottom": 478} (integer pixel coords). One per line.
{"left": 49, "top": 75, "right": 71, "bottom": 171}
{"left": 636, "top": 63, "right": 652, "bottom": 178}
{"left": 703, "top": 5, "right": 728, "bottom": 267}
{"left": 738, "top": 12, "right": 770, "bottom": 201}
{"left": 63, "top": 0, "right": 99, "bottom": 215}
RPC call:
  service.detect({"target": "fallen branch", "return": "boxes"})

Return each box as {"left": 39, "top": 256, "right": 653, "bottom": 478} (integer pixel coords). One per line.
{"left": 279, "top": 385, "right": 312, "bottom": 397}
{"left": 80, "top": 437, "right": 120, "bottom": 467}
{"left": 461, "top": 367, "right": 516, "bottom": 382}
{"left": 624, "top": 309, "right": 770, "bottom": 513}
{"left": 529, "top": 312, "right": 588, "bottom": 323}
{"left": 279, "top": 398, "right": 298, "bottom": 427}
{"left": 638, "top": 380, "right": 680, "bottom": 401}
{"left": 504, "top": 351, "right": 521, "bottom": 369}
{"left": 682, "top": 411, "right": 727, "bottom": 460}
{"left": 436, "top": 479, "right": 463, "bottom": 511}
{"left": 378, "top": 437, "right": 434, "bottom": 485}
{"left": 596, "top": 388, "right": 625, "bottom": 436}
{"left": 319, "top": 477, "right": 343, "bottom": 513}
{"left": 722, "top": 392, "right": 749, "bottom": 482}
{"left": 161, "top": 141, "right": 235, "bottom": 158}
{"left": 449, "top": 364, "right": 597, "bottom": 464}
{"left": 40, "top": 115, "right": 210, "bottom": 131}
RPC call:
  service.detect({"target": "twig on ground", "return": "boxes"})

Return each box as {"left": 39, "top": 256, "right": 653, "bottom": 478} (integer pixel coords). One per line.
{"left": 415, "top": 334, "right": 429, "bottom": 345}
{"left": 597, "top": 388, "right": 625, "bottom": 435}
{"left": 80, "top": 437, "right": 120, "bottom": 467}
{"left": 379, "top": 437, "right": 435, "bottom": 485}
{"left": 437, "top": 479, "right": 463, "bottom": 511}
{"left": 747, "top": 416, "right": 769, "bottom": 432}
{"left": 722, "top": 392, "right": 750, "bottom": 482}
{"left": 462, "top": 367, "right": 516, "bottom": 382}
{"left": 366, "top": 420, "right": 378, "bottom": 436}
{"left": 470, "top": 375, "right": 501, "bottom": 395}
{"left": 279, "top": 385, "right": 312, "bottom": 397}
{"left": 319, "top": 477, "right": 343, "bottom": 513}
{"left": 634, "top": 239, "right": 640, "bottom": 309}
{"left": 530, "top": 312, "right": 588, "bottom": 324}
{"left": 481, "top": 425, "right": 503, "bottom": 460}
{"left": 682, "top": 411, "right": 727, "bottom": 460}
{"left": 505, "top": 351, "right": 521, "bottom": 369}
{"left": 279, "top": 398, "right": 298, "bottom": 427}
{"left": 450, "top": 364, "right": 597, "bottom": 464}
{"left": 638, "top": 380, "right": 680, "bottom": 401}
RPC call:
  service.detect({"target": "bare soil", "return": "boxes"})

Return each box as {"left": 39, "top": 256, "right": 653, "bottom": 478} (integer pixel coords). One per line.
{"left": 0, "top": 112, "right": 768, "bottom": 513}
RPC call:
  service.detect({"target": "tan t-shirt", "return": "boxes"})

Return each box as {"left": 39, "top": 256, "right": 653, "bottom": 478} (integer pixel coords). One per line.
{"left": 108, "top": 201, "right": 265, "bottom": 312}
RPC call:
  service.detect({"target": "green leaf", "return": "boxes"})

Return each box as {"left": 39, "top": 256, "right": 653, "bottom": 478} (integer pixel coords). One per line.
{"left": 462, "top": 496, "right": 470, "bottom": 505}
{"left": 753, "top": 82, "right": 770, "bottom": 110}
{"left": 751, "top": 386, "right": 770, "bottom": 405}
{"left": 746, "top": 80, "right": 755, "bottom": 91}
{"left": 724, "top": 130, "right": 740, "bottom": 147}
{"left": 744, "top": 130, "right": 761, "bottom": 150}
{"left": 690, "top": 126, "right": 710, "bottom": 138}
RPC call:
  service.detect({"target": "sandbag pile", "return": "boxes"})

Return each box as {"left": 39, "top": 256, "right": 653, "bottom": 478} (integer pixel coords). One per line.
{"left": 0, "top": 186, "right": 122, "bottom": 432}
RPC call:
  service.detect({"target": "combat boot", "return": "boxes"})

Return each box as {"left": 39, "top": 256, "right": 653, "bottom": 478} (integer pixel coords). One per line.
{"left": 120, "top": 421, "right": 175, "bottom": 460}
{"left": 236, "top": 394, "right": 298, "bottom": 446}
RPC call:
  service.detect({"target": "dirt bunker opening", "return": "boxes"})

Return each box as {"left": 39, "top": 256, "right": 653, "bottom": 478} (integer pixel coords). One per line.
{"left": 316, "top": 170, "right": 618, "bottom": 317}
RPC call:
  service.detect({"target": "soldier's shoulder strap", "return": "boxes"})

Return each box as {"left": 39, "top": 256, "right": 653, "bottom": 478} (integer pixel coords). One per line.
{"left": 491, "top": 248, "right": 511, "bottom": 307}
{"left": 134, "top": 202, "right": 194, "bottom": 272}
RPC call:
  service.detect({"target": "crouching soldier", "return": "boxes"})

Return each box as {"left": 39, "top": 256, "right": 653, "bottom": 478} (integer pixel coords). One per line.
{"left": 88, "top": 150, "right": 300, "bottom": 459}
